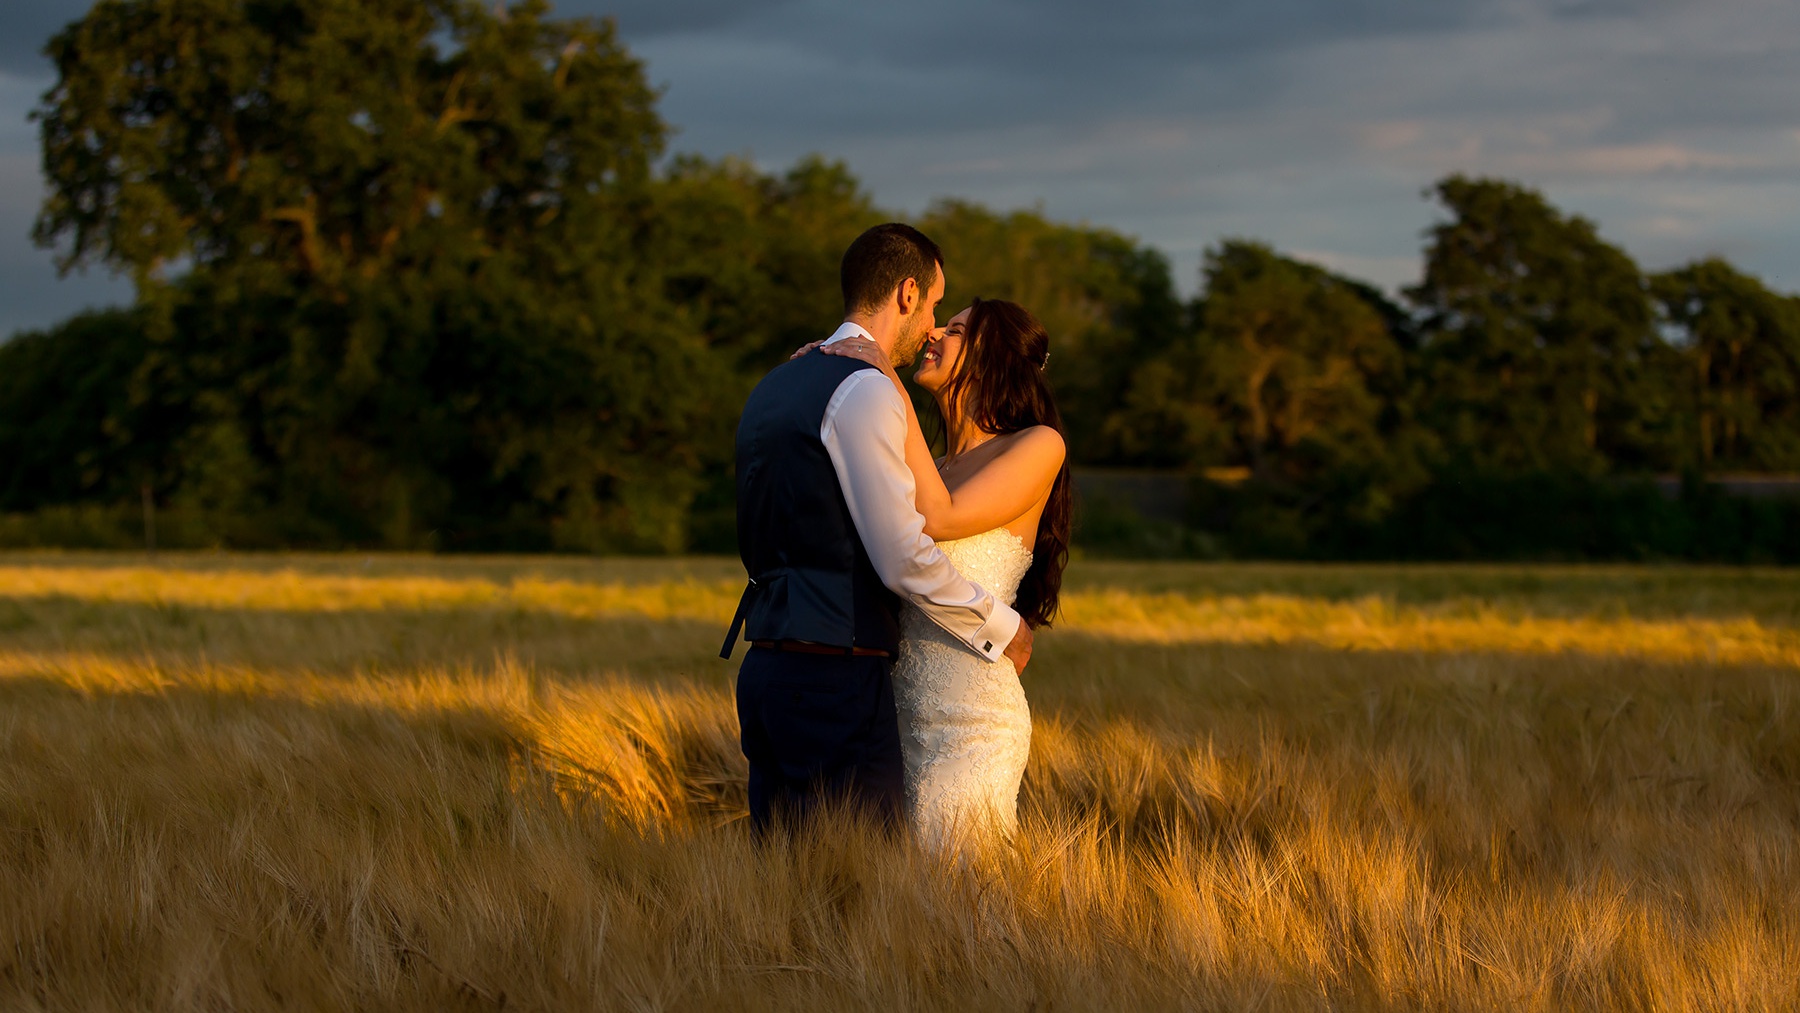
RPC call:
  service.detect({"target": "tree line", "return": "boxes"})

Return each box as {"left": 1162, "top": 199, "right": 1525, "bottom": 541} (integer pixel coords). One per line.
{"left": 3, "top": 0, "right": 1798, "bottom": 560}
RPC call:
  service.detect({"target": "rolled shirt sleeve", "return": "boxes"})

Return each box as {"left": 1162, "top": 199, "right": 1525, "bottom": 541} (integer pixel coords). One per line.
{"left": 819, "top": 366, "right": 1022, "bottom": 663}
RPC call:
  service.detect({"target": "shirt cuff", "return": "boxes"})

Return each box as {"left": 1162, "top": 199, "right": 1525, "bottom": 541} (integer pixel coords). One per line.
{"left": 969, "top": 603, "right": 1023, "bottom": 664}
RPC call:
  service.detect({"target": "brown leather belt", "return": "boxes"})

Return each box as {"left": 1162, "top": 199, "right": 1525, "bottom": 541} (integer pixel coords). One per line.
{"left": 750, "top": 639, "right": 891, "bottom": 658}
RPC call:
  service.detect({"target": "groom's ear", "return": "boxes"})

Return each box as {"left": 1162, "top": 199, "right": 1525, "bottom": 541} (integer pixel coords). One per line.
{"left": 895, "top": 277, "right": 920, "bottom": 315}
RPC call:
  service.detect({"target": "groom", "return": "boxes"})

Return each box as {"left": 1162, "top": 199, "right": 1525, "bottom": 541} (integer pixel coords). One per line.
{"left": 721, "top": 223, "right": 1034, "bottom": 833}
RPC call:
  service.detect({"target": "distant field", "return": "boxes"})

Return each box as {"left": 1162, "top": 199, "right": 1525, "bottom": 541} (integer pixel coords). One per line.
{"left": 2, "top": 552, "right": 1797, "bottom": 1011}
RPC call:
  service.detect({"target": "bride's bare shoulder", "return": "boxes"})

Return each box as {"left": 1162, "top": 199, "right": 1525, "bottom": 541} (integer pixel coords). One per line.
{"left": 989, "top": 426, "right": 1065, "bottom": 472}
{"left": 1002, "top": 425, "right": 1065, "bottom": 459}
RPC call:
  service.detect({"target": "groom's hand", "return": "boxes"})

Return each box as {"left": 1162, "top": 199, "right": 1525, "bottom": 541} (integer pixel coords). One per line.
{"left": 1003, "top": 622, "right": 1034, "bottom": 676}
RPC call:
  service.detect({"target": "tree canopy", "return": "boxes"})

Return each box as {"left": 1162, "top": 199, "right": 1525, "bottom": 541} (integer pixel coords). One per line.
{"left": 1407, "top": 176, "right": 1666, "bottom": 475}
{"left": 30, "top": 0, "right": 717, "bottom": 550}
{"left": 1652, "top": 258, "right": 1800, "bottom": 472}
{"left": 5, "top": 1, "right": 1799, "bottom": 560}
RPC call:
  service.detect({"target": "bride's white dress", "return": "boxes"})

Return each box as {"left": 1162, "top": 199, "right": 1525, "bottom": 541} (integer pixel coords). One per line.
{"left": 892, "top": 527, "right": 1034, "bottom": 850}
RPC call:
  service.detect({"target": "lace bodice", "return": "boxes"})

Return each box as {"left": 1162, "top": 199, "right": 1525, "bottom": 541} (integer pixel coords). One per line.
{"left": 892, "top": 527, "right": 1035, "bottom": 851}
{"left": 934, "top": 528, "right": 1034, "bottom": 607}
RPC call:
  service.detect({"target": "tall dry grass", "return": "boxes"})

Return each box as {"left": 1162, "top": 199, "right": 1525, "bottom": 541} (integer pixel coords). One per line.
{"left": 2, "top": 552, "right": 1797, "bottom": 1011}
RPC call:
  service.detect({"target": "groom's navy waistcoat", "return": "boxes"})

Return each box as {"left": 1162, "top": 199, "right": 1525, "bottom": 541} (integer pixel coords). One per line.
{"left": 721, "top": 350, "right": 902, "bottom": 658}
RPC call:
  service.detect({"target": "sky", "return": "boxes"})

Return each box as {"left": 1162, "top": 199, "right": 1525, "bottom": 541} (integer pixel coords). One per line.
{"left": 4, "top": 0, "right": 1799, "bottom": 336}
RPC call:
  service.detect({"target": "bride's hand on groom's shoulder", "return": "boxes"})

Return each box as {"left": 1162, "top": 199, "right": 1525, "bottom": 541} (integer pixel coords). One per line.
{"left": 820, "top": 337, "right": 895, "bottom": 377}
{"left": 789, "top": 340, "right": 824, "bottom": 360}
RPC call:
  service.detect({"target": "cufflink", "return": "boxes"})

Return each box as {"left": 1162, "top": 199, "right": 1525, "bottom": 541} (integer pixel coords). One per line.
{"left": 984, "top": 641, "right": 993, "bottom": 652}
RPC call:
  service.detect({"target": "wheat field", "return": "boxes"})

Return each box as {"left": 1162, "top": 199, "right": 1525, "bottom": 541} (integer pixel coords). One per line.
{"left": 2, "top": 552, "right": 1797, "bottom": 1011}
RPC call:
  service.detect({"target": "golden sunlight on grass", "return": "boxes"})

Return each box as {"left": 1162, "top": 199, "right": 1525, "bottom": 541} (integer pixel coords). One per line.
{"left": 1067, "top": 589, "right": 1800, "bottom": 668}
{"left": 0, "top": 564, "right": 739, "bottom": 623}
{"left": 3, "top": 553, "right": 1798, "bottom": 1010}
{"left": 6, "top": 560, "right": 1799, "bottom": 669}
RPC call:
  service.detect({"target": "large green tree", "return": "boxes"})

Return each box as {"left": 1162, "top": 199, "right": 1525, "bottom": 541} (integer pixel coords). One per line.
{"left": 1652, "top": 259, "right": 1800, "bottom": 471}
{"left": 1196, "top": 243, "right": 1411, "bottom": 488}
{"left": 1409, "top": 176, "right": 1670, "bottom": 475}
{"left": 1102, "top": 242, "right": 1424, "bottom": 550}
{"left": 1104, "top": 243, "right": 1419, "bottom": 474}
{"left": 32, "top": 0, "right": 718, "bottom": 550}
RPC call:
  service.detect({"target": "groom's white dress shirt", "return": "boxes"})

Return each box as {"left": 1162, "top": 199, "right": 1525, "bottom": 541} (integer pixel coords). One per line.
{"left": 816, "top": 321, "right": 1022, "bottom": 663}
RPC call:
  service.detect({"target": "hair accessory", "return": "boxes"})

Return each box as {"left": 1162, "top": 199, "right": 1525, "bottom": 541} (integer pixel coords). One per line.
{"left": 1039, "top": 352, "right": 1050, "bottom": 372}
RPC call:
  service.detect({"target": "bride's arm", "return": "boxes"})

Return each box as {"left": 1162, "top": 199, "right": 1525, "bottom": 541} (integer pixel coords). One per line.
{"left": 910, "top": 424, "right": 1064, "bottom": 541}
{"left": 823, "top": 344, "right": 1064, "bottom": 540}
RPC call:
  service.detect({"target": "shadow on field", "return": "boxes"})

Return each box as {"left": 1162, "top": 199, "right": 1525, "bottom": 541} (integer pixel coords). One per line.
{"left": 8, "top": 592, "right": 1798, "bottom": 733}
{"left": 0, "top": 594, "right": 733, "bottom": 681}
{"left": 1063, "top": 560, "right": 1800, "bottom": 624}
{"left": 0, "top": 671, "right": 526, "bottom": 766}
{"left": 1025, "top": 628, "right": 1798, "bottom": 724}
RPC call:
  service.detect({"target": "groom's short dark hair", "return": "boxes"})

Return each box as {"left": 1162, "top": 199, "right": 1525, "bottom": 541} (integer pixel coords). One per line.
{"left": 841, "top": 223, "right": 942, "bottom": 315}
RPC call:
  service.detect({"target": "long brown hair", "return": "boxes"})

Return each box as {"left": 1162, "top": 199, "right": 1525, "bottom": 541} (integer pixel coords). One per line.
{"left": 934, "top": 298, "right": 1071, "bottom": 629}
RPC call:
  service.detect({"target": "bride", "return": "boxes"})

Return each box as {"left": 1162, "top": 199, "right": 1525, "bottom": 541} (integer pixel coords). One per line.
{"left": 813, "top": 297, "right": 1071, "bottom": 850}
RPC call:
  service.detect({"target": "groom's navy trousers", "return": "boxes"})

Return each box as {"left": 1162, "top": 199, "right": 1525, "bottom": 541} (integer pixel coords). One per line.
{"left": 735, "top": 646, "right": 905, "bottom": 833}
